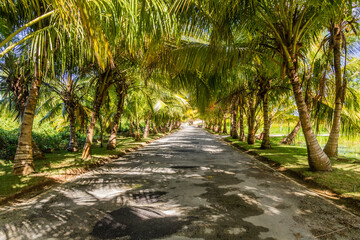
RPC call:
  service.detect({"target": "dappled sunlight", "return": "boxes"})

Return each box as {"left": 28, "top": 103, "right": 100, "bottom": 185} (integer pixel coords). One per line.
{"left": 1, "top": 127, "right": 359, "bottom": 239}
{"left": 201, "top": 145, "right": 224, "bottom": 153}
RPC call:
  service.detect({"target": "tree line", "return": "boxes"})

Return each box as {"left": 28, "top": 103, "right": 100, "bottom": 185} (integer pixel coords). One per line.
{"left": 0, "top": 0, "right": 360, "bottom": 175}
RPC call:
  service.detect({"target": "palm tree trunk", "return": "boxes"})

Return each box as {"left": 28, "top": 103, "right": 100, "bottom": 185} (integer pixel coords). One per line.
{"left": 13, "top": 73, "right": 42, "bottom": 175}
{"left": 107, "top": 84, "right": 126, "bottom": 150}
{"left": 261, "top": 92, "right": 271, "bottom": 149}
{"left": 143, "top": 112, "right": 152, "bottom": 138}
{"left": 287, "top": 65, "right": 332, "bottom": 171}
{"left": 217, "top": 118, "right": 222, "bottom": 133}
{"left": 82, "top": 69, "right": 112, "bottom": 159}
{"left": 238, "top": 106, "right": 245, "bottom": 141}
{"left": 324, "top": 23, "right": 344, "bottom": 157}
{"left": 99, "top": 117, "right": 104, "bottom": 148}
{"left": 67, "top": 110, "right": 78, "bottom": 152}
{"left": 82, "top": 96, "right": 102, "bottom": 159}
{"left": 247, "top": 93, "right": 256, "bottom": 145}
{"left": 230, "top": 97, "right": 238, "bottom": 138}
{"left": 129, "top": 120, "right": 135, "bottom": 137}
{"left": 152, "top": 122, "right": 159, "bottom": 135}
{"left": 281, "top": 120, "right": 301, "bottom": 145}
{"left": 169, "top": 119, "right": 174, "bottom": 132}
{"left": 32, "top": 138, "right": 45, "bottom": 159}
{"left": 222, "top": 113, "right": 227, "bottom": 133}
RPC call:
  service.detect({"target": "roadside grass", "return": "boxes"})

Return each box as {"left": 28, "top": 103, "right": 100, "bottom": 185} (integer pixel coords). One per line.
{"left": 0, "top": 133, "right": 167, "bottom": 200}
{"left": 224, "top": 136, "right": 360, "bottom": 200}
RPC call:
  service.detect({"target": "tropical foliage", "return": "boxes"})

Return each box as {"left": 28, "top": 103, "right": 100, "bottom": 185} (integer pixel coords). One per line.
{"left": 0, "top": 0, "right": 360, "bottom": 176}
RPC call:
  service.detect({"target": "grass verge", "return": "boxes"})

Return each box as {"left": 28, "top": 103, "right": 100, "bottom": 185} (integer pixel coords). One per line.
{"left": 0, "top": 132, "right": 174, "bottom": 205}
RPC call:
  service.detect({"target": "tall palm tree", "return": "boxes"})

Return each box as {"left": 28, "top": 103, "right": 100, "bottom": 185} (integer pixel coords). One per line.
{"left": 107, "top": 79, "right": 128, "bottom": 149}
{"left": 323, "top": 2, "right": 358, "bottom": 157}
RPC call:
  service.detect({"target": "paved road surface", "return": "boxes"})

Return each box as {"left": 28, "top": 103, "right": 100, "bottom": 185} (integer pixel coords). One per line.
{"left": 0, "top": 126, "right": 359, "bottom": 240}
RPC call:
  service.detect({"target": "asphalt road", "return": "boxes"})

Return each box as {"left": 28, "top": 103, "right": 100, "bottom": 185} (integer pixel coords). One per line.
{"left": 0, "top": 126, "right": 359, "bottom": 240}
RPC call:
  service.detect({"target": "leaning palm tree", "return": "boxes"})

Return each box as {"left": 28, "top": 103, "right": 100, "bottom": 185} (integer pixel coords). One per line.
{"left": 107, "top": 78, "right": 129, "bottom": 149}
{"left": 0, "top": 52, "right": 44, "bottom": 158}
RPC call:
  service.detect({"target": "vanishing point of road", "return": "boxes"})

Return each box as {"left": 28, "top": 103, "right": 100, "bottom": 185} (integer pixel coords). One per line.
{"left": 0, "top": 126, "right": 359, "bottom": 240}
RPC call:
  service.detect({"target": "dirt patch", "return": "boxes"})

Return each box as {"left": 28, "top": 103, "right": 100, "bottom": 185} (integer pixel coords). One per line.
{"left": 224, "top": 138, "right": 360, "bottom": 217}
{"left": 297, "top": 196, "right": 360, "bottom": 239}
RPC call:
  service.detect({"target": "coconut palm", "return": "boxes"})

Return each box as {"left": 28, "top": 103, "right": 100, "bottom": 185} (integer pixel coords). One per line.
{"left": 41, "top": 74, "right": 90, "bottom": 152}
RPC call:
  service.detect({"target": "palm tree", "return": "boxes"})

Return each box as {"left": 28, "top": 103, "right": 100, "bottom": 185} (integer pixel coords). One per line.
{"left": 0, "top": 52, "right": 45, "bottom": 158}
{"left": 41, "top": 74, "right": 90, "bottom": 152}
{"left": 107, "top": 79, "right": 128, "bottom": 149}
{"left": 323, "top": 2, "right": 357, "bottom": 157}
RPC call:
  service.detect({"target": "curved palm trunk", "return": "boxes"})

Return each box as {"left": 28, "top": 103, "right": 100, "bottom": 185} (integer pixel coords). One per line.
{"left": 261, "top": 92, "right": 271, "bottom": 149}
{"left": 13, "top": 75, "right": 42, "bottom": 175}
{"left": 247, "top": 93, "right": 256, "bottom": 145}
{"left": 17, "top": 80, "right": 44, "bottom": 160}
{"left": 107, "top": 85, "right": 126, "bottom": 150}
{"left": 222, "top": 113, "right": 227, "bottom": 134}
{"left": 67, "top": 110, "right": 78, "bottom": 152}
{"left": 143, "top": 112, "right": 152, "bottom": 138}
{"left": 82, "top": 69, "right": 112, "bottom": 159}
{"left": 238, "top": 106, "right": 245, "bottom": 141}
{"left": 324, "top": 23, "right": 344, "bottom": 157}
{"left": 287, "top": 66, "right": 332, "bottom": 171}
{"left": 82, "top": 97, "right": 102, "bottom": 159}
{"left": 281, "top": 120, "right": 301, "bottom": 145}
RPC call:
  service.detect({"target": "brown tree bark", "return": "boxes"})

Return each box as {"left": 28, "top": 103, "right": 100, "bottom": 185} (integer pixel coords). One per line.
{"left": 169, "top": 119, "right": 174, "bottom": 132}
{"left": 67, "top": 110, "right": 78, "bottom": 152}
{"left": 81, "top": 95, "right": 102, "bottom": 159}
{"left": 107, "top": 82, "right": 127, "bottom": 150}
{"left": 247, "top": 93, "right": 256, "bottom": 145}
{"left": 222, "top": 113, "right": 227, "bottom": 133}
{"left": 324, "top": 23, "right": 345, "bottom": 157}
{"left": 238, "top": 106, "right": 246, "bottom": 141}
{"left": 217, "top": 118, "right": 222, "bottom": 133}
{"left": 129, "top": 120, "right": 135, "bottom": 137}
{"left": 143, "top": 111, "right": 152, "bottom": 138}
{"left": 152, "top": 122, "right": 159, "bottom": 135}
{"left": 13, "top": 71, "right": 42, "bottom": 175}
{"left": 261, "top": 91, "right": 271, "bottom": 149}
{"left": 82, "top": 68, "right": 112, "bottom": 159}
{"left": 281, "top": 120, "right": 301, "bottom": 145}
{"left": 230, "top": 96, "right": 238, "bottom": 138}
{"left": 287, "top": 64, "right": 332, "bottom": 171}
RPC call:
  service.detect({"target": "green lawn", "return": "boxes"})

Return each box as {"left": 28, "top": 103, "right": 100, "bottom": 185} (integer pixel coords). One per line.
{"left": 224, "top": 136, "right": 360, "bottom": 200}
{"left": 0, "top": 133, "right": 167, "bottom": 200}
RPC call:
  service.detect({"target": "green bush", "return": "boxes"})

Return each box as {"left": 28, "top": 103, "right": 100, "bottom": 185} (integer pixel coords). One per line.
{"left": 0, "top": 118, "right": 87, "bottom": 160}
